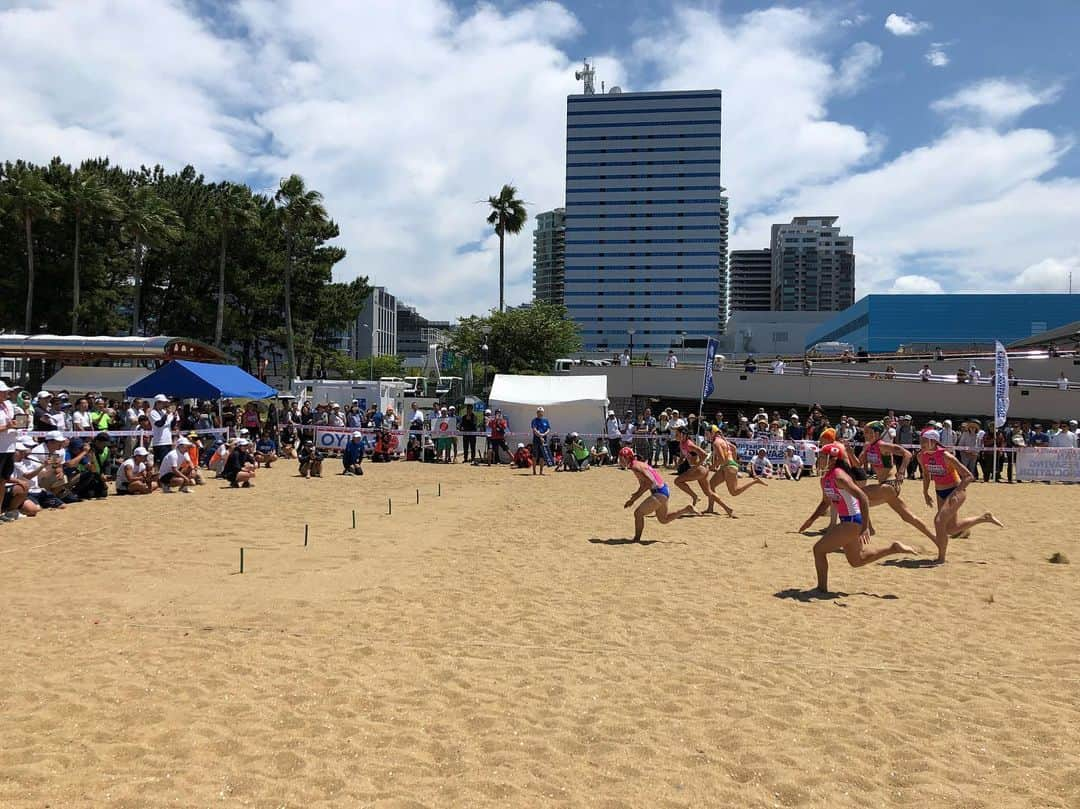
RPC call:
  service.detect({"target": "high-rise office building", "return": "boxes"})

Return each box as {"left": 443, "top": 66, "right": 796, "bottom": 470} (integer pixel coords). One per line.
{"left": 532, "top": 208, "right": 566, "bottom": 306}
{"left": 729, "top": 249, "right": 773, "bottom": 312}
{"left": 564, "top": 88, "right": 724, "bottom": 354}
{"left": 396, "top": 302, "right": 451, "bottom": 359}
{"left": 349, "top": 286, "right": 397, "bottom": 360}
{"left": 718, "top": 191, "right": 729, "bottom": 333}
{"left": 770, "top": 216, "right": 855, "bottom": 311}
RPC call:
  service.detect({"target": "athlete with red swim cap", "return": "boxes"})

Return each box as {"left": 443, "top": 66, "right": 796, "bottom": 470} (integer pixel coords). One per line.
{"left": 618, "top": 447, "right": 696, "bottom": 543}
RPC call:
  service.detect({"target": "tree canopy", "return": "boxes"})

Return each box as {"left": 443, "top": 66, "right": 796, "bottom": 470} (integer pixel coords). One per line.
{"left": 0, "top": 157, "right": 368, "bottom": 377}
{"left": 451, "top": 302, "right": 581, "bottom": 376}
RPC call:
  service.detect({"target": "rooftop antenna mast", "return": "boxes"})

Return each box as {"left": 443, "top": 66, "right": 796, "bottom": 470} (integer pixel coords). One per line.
{"left": 575, "top": 58, "right": 596, "bottom": 95}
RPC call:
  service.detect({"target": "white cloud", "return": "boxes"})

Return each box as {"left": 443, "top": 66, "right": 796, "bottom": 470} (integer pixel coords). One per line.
{"left": 932, "top": 78, "right": 1063, "bottom": 126}
{"left": 1012, "top": 257, "right": 1080, "bottom": 293}
{"left": 884, "top": 12, "right": 929, "bottom": 36}
{"left": 925, "top": 44, "right": 950, "bottom": 68}
{"left": 836, "top": 42, "right": 883, "bottom": 95}
{"left": 889, "top": 275, "right": 944, "bottom": 294}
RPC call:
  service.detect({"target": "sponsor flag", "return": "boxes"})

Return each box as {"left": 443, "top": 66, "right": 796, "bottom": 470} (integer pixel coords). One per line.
{"left": 702, "top": 337, "right": 719, "bottom": 399}
{"left": 994, "top": 340, "right": 1010, "bottom": 428}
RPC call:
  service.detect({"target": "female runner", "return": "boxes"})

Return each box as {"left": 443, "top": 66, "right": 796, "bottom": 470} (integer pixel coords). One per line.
{"left": 707, "top": 426, "right": 764, "bottom": 498}
{"left": 673, "top": 425, "right": 734, "bottom": 516}
{"left": 807, "top": 444, "right": 917, "bottom": 593}
{"left": 859, "top": 421, "right": 910, "bottom": 487}
{"left": 618, "top": 447, "right": 695, "bottom": 542}
{"left": 801, "top": 440, "right": 937, "bottom": 543}
{"left": 918, "top": 429, "right": 1003, "bottom": 562}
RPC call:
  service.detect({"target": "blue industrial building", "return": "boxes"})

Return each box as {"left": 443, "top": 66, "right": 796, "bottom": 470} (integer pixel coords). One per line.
{"left": 806, "top": 294, "right": 1080, "bottom": 353}
{"left": 564, "top": 88, "right": 724, "bottom": 354}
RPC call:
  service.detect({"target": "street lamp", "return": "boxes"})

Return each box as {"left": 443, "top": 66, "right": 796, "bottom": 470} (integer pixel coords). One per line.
{"left": 481, "top": 325, "right": 493, "bottom": 393}
{"left": 357, "top": 322, "right": 374, "bottom": 380}
{"left": 627, "top": 328, "right": 636, "bottom": 363}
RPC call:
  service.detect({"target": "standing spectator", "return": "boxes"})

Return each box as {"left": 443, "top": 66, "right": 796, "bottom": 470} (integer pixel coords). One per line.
{"left": 346, "top": 403, "right": 364, "bottom": 429}
{"left": 1058, "top": 371, "right": 1070, "bottom": 390}
{"left": 802, "top": 355, "right": 814, "bottom": 376}
{"left": 409, "top": 402, "right": 425, "bottom": 443}
{"left": 1050, "top": 421, "right": 1078, "bottom": 448}
{"left": 641, "top": 407, "right": 658, "bottom": 465}
{"left": 487, "top": 409, "right": 509, "bottom": 465}
{"left": 897, "top": 415, "right": 916, "bottom": 479}
{"left": 447, "top": 405, "right": 459, "bottom": 463}
{"left": 33, "top": 391, "right": 57, "bottom": 431}
{"left": 969, "top": 365, "right": 982, "bottom": 384}
{"left": 744, "top": 355, "right": 757, "bottom": 373}
{"left": 666, "top": 350, "right": 678, "bottom": 369}
{"left": 979, "top": 427, "right": 997, "bottom": 482}
{"left": 72, "top": 398, "right": 93, "bottom": 432}
{"left": 956, "top": 421, "right": 982, "bottom": 476}
{"left": 620, "top": 349, "right": 630, "bottom": 367}
{"left": 939, "top": 419, "right": 956, "bottom": 448}
{"left": 1001, "top": 422, "right": 1017, "bottom": 483}
{"left": 90, "top": 398, "right": 113, "bottom": 432}
{"left": 771, "top": 356, "right": 785, "bottom": 375}
{"left": 1031, "top": 424, "right": 1050, "bottom": 447}
{"left": 623, "top": 409, "right": 637, "bottom": 451}
{"left": 149, "top": 394, "right": 177, "bottom": 464}
{"left": 786, "top": 414, "right": 804, "bottom": 441}
{"left": 460, "top": 404, "right": 478, "bottom": 464}
{"left": 530, "top": 407, "right": 552, "bottom": 475}
{"left": 605, "top": 410, "right": 622, "bottom": 462}
{"left": 657, "top": 411, "right": 672, "bottom": 467}
{"left": 1008, "top": 368, "right": 1018, "bottom": 386}
{"left": 0, "top": 381, "right": 19, "bottom": 481}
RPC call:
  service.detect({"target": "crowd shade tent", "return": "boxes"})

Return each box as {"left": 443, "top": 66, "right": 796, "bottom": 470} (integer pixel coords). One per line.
{"left": 126, "top": 360, "right": 276, "bottom": 401}
{"left": 488, "top": 375, "right": 609, "bottom": 437}
{"left": 43, "top": 366, "right": 151, "bottom": 398}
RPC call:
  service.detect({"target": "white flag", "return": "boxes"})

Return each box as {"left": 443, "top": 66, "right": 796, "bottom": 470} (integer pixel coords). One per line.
{"left": 993, "top": 341, "right": 1010, "bottom": 429}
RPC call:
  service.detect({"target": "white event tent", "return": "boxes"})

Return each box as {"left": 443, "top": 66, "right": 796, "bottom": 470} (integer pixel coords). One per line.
{"left": 488, "top": 374, "right": 609, "bottom": 438}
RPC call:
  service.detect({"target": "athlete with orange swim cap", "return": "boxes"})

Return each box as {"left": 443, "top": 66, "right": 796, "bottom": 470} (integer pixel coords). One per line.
{"left": 618, "top": 446, "right": 696, "bottom": 542}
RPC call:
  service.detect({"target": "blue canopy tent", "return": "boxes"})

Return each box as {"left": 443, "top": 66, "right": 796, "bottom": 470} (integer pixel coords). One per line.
{"left": 126, "top": 360, "right": 276, "bottom": 400}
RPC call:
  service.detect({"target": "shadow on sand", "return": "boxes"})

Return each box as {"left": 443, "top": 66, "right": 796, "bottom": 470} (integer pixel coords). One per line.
{"left": 883, "top": 559, "right": 944, "bottom": 569}
{"left": 774, "top": 588, "right": 899, "bottom": 603}
{"left": 588, "top": 537, "right": 688, "bottom": 547}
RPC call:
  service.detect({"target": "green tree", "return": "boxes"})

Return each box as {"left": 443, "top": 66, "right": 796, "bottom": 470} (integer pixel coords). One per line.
{"left": 486, "top": 184, "right": 527, "bottom": 313}
{"left": 67, "top": 168, "right": 119, "bottom": 333}
{"left": 210, "top": 182, "right": 259, "bottom": 347}
{"left": 275, "top": 174, "right": 329, "bottom": 381}
{"left": 451, "top": 302, "right": 581, "bottom": 376}
{"left": 1, "top": 165, "right": 60, "bottom": 333}
{"left": 121, "top": 184, "right": 181, "bottom": 335}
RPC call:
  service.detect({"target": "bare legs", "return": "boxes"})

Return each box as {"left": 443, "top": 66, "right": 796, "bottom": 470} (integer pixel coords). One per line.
{"left": 932, "top": 488, "right": 1003, "bottom": 562}
{"left": 709, "top": 467, "right": 763, "bottom": 498}
{"left": 813, "top": 522, "right": 918, "bottom": 592}
{"left": 864, "top": 485, "right": 937, "bottom": 543}
{"left": 633, "top": 495, "right": 695, "bottom": 542}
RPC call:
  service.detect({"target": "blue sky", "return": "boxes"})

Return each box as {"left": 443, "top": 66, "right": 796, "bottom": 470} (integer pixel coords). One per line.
{"left": 2, "top": 0, "right": 1078, "bottom": 318}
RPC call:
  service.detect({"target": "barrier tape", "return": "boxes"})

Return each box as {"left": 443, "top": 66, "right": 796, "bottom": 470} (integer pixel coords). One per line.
{"left": 23, "top": 428, "right": 229, "bottom": 439}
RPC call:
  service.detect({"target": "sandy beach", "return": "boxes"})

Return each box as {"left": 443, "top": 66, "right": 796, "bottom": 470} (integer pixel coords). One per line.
{"left": 0, "top": 460, "right": 1077, "bottom": 808}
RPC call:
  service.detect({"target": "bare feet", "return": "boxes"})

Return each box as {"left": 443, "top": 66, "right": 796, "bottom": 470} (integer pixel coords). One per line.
{"left": 985, "top": 513, "right": 1004, "bottom": 528}
{"left": 890, "top": 541, "right": 919, "bottom": 555}
{"left": 754, "top": 478, "right": 767, "bottom": 487}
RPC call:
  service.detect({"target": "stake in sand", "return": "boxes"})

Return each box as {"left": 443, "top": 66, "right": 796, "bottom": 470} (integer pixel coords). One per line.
{"left": 240, "top": 547, "right": 244, "bottom": 574}
{"left": 352, "top": 509, "right": 356, "bottom": 529}
{"left": 304, "top": 524, "right": 309, "bottom": 547}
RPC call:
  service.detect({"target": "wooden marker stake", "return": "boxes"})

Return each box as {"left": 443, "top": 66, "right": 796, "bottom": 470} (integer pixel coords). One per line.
{"left": 416, "top": 488, "right": 420, "bottom": 505}
{"left": 352, "top": 509, "right": 356, "bottom": 530}
{"left": 304, "top": 524, "right": 309, "bottom": 547}
{"left": 240, "top": 547, "right": 244, "bottom": 574}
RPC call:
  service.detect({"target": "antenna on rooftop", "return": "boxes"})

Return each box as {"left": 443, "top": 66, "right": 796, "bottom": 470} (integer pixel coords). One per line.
{"left": 575, "top": 58, "right": 596, "bottom": 95}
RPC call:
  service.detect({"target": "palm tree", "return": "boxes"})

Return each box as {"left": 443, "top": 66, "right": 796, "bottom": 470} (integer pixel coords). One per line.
{"left": 121, "top": 185, "right": 180, "bottom": 335}
{"left": 67, "top": 170, "right": 119, "bottom": 333}
{"left": 486, "top": 184, "right": 527, "bottom": 313}
{"left": 210, "top": 182, "right": 258, "bottom": 347}
{"left": 1, "top": 166, "right": 59, "bottom": 333}
{"left": 274, "top": 174, "right": 328, "bottom": 382}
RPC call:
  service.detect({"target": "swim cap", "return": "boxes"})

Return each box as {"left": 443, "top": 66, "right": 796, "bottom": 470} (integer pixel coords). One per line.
{"left": 822, "top": 443, "right": 845, "bottom": 459}
{"left": 866, "top": 420, "right": 885, "bottom": 433}
{"left": 922, "top": 429, "right": 941, "bottom": 443}
{"left": 618, "top": 446, "right": 635, "bottom": 462}
{"left": 818, "top": 428, "right": 836, "bottom": 444}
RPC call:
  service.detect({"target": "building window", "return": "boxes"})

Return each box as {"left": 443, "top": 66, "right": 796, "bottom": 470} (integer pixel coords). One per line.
{"left": 772, "top": 331, "right": 789, "bottom": 343}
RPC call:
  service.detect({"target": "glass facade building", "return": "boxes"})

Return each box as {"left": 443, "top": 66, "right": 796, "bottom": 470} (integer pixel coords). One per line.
{"left": 532, "top": 208, "right": 566, "bottom": 306}
{"left": 564, "top": 89, "right": 724, "bottom": 354}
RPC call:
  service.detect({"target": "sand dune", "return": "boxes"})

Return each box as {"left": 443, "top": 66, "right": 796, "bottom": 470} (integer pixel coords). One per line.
{"left": 0, "top": 461, "right": 1077, "bottom": 807}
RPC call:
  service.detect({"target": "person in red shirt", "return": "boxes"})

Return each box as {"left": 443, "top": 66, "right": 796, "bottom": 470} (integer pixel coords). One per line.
{"left": 512, "top": 443, "right": 532, "bottom": 468}
{"left": 487, "top": 409, "right": 510, "bottom": 465}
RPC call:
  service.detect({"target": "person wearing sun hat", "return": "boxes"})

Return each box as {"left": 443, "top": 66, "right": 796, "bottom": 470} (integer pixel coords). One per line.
{"left": 342, "top": 430, "right": 367, "bottom": 476}
{"left": 0, "top": 380, "right": 22, "bottom": 481}
{"left": 115, "top": 446, "right": 156, "bottom": 495}
{"left": 158, "top": 436, "right": 194, "bottom": 493}
{"left": 224, "top": 437, "right": 257, "bottom": 488}
{"left": 149, "top": 394, "right": 178, "bottom": 464}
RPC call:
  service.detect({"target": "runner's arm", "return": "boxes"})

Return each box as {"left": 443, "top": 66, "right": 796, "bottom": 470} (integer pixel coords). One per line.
{"left": 798, "top": 495, "right": 830, "bottom": 531}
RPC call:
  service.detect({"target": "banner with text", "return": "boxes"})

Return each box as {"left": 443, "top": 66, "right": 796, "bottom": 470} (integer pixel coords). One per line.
{"left": 1016, "top": 447, "right": 1080, "bottom": 482}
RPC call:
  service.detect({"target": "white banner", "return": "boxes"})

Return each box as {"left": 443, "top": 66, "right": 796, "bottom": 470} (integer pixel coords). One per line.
{"left": 994, "top": 340, "right": 1010, "bottom": 429}
{"left": 1016, "top": 447, "right": 1080, "bottom": 482}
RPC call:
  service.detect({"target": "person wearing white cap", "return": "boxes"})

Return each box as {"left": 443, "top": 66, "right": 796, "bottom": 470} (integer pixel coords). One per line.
{"left": 149, "top": 394, "right": 177, "bottom": 464}
{"left": 342, "top": 431, "right": 367, "bottom": 476}
{"left": 158, "top": 436, "right": 194, "bottom": 493}
{"left": 10, "top": 439, "right": 48, "bottom": 513}
{"left": 0, "top": 380, "right": 20, "bottom": 481}
{"left": 224, "top": 438, "right": 256, "bottom": 488}
{"left": 530, "top": 407, "right": 553, "bottom": 475}
{"left": 780, "top": 445, "right": 803, "bottom": 481}
{"left": 604, "top": 410, "right": 622, "bottom": 464}
{"left": 116, "top": 447, "right": 156, "bottom": 495}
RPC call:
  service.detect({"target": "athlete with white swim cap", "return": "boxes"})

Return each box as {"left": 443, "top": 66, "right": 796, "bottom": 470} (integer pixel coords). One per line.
{"left": 618, "top": 447, "right": 695, "bottom": 542}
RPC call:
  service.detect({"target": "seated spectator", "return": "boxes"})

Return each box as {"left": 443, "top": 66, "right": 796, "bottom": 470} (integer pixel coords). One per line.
{"left": 1, "top": 478, "right": 30, "bottom": 521}
{"left": 371, "top": 429, "right": 395, "bottom": 462}
{"left": 181, "top": 433, "right": 205, "bottom": 486}
{"left": 512, "top": 442, "right": 533, "bottom": 468}
{"left": 64, "top": 437, "right": 108, "bottom": 500}
{"left": 298, "top": 441, "right": 323, "bottom": 478}
{"left": 209, "top": 439, "right": 233, "bottom": 476}
{"left": 884, "top": 365, "right": 896, "bottom": 380}
{"left": 342, "top": 431, "right": 367, "bottom": 476}
{"left": 771, "top": 356, "right": 785, "bottom": 375}
{"left": 278, "top": 424, "right": 298, "bottom": 459}
{"left": 254, "top": 434, "right": 278, "bottom": 468}
{"left": 158, "top": 437, "right": 195, "bottom": 493}
{"left": 13, "top": 439, "right": 57, "bottom": 511}
{"left": 591, "top": 437, "right": 610, "bottom": 466}
{"left": 749, "top": 448, "right": 774, "bottom": 479}
{"left": 564, "top": 433, "right": 590, "bottom": 471}
{"left": 224, "top": 437, "right": 257, "bottom": 488}
{"left": 956, "top": 367, "right": 969, "bottom": 384}
{"left": 115, "top": 446, "right": 156, "bottom": 495}
{"left": 919, "top": 364, "right": 932, "bottom": 382}
{"left": 33, "top": 432, "right": 78, "bottom": 504}
{"left": 780, "top": 446, "right": 802, "bottom": 481}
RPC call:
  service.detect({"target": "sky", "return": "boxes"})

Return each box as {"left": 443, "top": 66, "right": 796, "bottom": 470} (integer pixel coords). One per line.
{"left": 2, "top": 0, "right": 1079, "bottom": 320}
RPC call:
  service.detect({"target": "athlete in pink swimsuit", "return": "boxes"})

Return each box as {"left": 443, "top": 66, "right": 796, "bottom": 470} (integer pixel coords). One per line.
{"left": 804, "top": 444, "right": 917, "bottom": 593}
{"left": 619, "top": 447, "right": 695, "bottom": 542}
{"left": 918, "top": 429, "right": 1003, "bottom": 562}
{"left": 672, "top": 425, "right": 734, "bottom": 517}
{"left": 859, "top": 421, "right": 911, "bottom": 487}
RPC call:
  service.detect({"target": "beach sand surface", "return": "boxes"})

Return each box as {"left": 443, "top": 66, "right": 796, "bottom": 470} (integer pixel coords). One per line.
{"left": 0, "top": 460, "right": 1077, "bottom": 808}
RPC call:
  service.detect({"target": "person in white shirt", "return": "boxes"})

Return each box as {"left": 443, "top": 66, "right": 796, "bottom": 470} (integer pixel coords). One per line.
{"left": 71, "top": 398, "right": 93, "bottom": 432}
{"left": 157, "top": 437, "right": 194, "bottom": 493}
{"left": 605, "top": 410, "right": 623, "bottom": 461}
{"left": 0, "top": 380, "right": 20, "bottom": 481}
{"left": 939, "top": 419, "right": 956, "bottom": 448}
{"left": 919, "top": 364, "right": 933, "bottom": 382}
{"left": 149, "top": 394, "right": 177, "bottom": 464}
{"left": 666, "top": 350, "right": 678, "bottom": 369}
{"left": 772, "top": 356, "right": 786, "bottom": 375}
{"left": 116, "top": 446, "right": 156, "bottom": 494}
{"left": 780, "top": 446, "right": 802, "bottom": 480}
{"left": 749, "top": 449, "right": 774, "bottom": 479}
{"left": 1058, "top": 372, "right": 1069, "bottom": 391}
{"left": 969, "top": 365, "right": 981, "bottom": 384}
{"left": 1049, "top": 423, "right": 1078, "bottom": 448}
{"left": 619, "top": 349, "right": 630, "bottom": 367}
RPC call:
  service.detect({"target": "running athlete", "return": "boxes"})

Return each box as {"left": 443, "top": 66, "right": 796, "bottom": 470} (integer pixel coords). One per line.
{"left": 859, "top": 421, "right": 911, "bottom": 487}
{"left": 673, "top": 425, "right": 734, "bottom": 517}
{"left": 707, "top": 426, "right": 763, "bottom": 497}
{"left": 806, "top": 444, "right": 917, "bottom": 593}
{"left": 618, "top": 447, "right": 695, "bottom": 542}
{"left": 918, "top": 429, "right": 1003, "bottom": 562}
{"left": 801, "top": 440, "right": 937, "bottom": 543}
